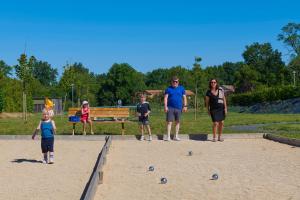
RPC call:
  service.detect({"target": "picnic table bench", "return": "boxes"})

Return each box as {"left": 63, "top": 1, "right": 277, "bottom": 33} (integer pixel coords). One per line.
{"left": 68, "top": 107, "right": 130, "bottom": 135}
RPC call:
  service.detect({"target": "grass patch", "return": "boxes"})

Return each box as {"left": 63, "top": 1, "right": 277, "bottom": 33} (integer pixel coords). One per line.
{"left": 262, "top": 123, "right": 300, "bottom": 132}
{"left": 261, "top": 123, "right": 300, "bottom": 139}
{"left": 0, "top": 111, "right": 299, "bottom": 135}
{"left": 275, "top": 133, "right": 300, "bottom": 139}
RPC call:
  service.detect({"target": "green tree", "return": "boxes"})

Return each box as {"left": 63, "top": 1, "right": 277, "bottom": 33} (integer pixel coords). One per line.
{"left": 145, "top": 68, "right": 170, "bottom": 89}
{"left": 15, "top": 54, "right": 34, "bottom": 92}
{"left": 59, "top": 62, "right": 99, "bottom": 107}
{"left": 14, "top": 54, "right": 35, "bottom": 116}
{"left": 191, "top": 57, "right": 207, "bottom": 110}
{"left": 98, "top": 63, "right": 146, "bottom": 106}
{"left": 168, "top": 66, "right": 193, "bottom": 88}
{"left": 0, "top": 60, "right": 12, "bottom": 112}
{"left": 0, "top": 87, "right": 3, "bottom": 112}
{"left": 234, "top": 64, "right": 260, "bottom": 92}
{"left": 0, "top": 60, "right": 12, "bottom": 78}
{"left": 278, "top": 22, "right": 300, "bottom": 57}
{"left": 221, "top": 62, "right": 242, "bottom": 84}
{"left": 242, "top": 42, "right": 285, "bottom": 86}
{"left": 2, "top": 78, "right": 23, "bottom": 112}
{"left": 32, "top": 59, "right": 58, "bottom": 86}
{"left": 205, "top": 66, "right": 222, "bottom": 81}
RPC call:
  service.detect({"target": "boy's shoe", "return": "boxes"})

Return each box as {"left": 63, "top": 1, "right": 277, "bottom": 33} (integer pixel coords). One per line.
{"left": 218, "top": 138, "right": 224, "bottom": 142}
{"left": 173, "top": 137, "right": 181, "bottom": 141}
{"left": 41, "top": 159, "right": 47, "bottom": 164}
{"left": 149, "top": 136, "right": 152, "bottom": 141}
{"left": 83, "top": 131, "right": 87, "bottom": 135}
{"left": 140, "top": 136, "right": 144, "bottom": 141}
{"left": 165, "top": 137, "right": 171, "bottom": 141}
{"left": 49, "top": 156, "right": 54, "bottom": 164}
{"left": 212, "top": 138, "right": 216, "bottom": 142}
{"left": 91, "top": 131, "right": 94, "bottom": 135}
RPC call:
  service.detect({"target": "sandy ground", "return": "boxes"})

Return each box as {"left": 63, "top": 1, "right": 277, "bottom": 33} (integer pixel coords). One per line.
{"left": 95, "top": 139, "right": 300, "bottom": 200}
{"left": 0, "top": 140, "right": 104, "bottom": 200}
{"left": 0, "top": 112, "right": 32, "bottom": 119}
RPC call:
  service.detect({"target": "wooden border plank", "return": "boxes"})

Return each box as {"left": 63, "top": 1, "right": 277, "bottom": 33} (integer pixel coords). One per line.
{"left": 80, "top": 136, "right": 112, "bottom": 200}
{"left": 263, "top": 133, "right": 300, "bottom": 147}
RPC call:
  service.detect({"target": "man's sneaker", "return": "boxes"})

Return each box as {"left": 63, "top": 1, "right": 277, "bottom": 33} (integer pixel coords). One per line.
{"left": 174, "top": 137, "right": 181, "bottom": 141}
{"left": 149, "top": 136, "right": 152, "bottom": 141}
{"left": 49, "top": 156, "right": 54, "bottom": 164}
{"left": 140, "top": 136, "right": 144, "bottom": 141}
{"left": 165, "top": 137, "right": 171, "bottom": 141}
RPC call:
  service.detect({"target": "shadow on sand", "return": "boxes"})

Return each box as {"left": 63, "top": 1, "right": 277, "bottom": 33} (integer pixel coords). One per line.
{"left": 134, "top": 134, "right": 208, "bottom": 141}
{"left": 11, "top": 158, "right": 42, "bottom": 164}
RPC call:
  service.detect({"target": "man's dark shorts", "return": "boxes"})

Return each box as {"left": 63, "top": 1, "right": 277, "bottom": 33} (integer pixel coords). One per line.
{"left": 41, "top": 138, "right": 54, "bottom": 153}
{"left": 166, "top": 107, "right": 182, "bottom": 122}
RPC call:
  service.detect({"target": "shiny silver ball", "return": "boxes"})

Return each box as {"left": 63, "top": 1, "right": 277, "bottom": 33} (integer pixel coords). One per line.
{"left": 160, "top": 177, "right": 167, "bottom": 184}
{"left": 148, "top": 166, "right": 154, "bottom": 171}
{"left": 212, "top": 173, "right": 218, "bottom": 180}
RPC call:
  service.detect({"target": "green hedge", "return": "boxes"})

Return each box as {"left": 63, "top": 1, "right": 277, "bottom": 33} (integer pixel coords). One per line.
{"left": 230, "top": 86, "right": 300, "bottom": 106}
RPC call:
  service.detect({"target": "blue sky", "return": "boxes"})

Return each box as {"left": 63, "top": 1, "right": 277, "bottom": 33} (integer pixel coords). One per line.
{"left": 0, "top": 0, "right": 299, "bottom": 76}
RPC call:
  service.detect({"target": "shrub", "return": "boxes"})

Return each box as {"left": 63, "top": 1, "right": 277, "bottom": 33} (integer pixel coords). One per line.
{"left": 230, "top": 86, "right": 300, "bottom": 106}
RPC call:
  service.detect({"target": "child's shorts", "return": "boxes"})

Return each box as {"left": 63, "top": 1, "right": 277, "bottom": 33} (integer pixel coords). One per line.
{"left": 138, "top": 116, "right": 150, "bottom": 125}
{"left": 41, "top": 138, "right": 54, "bottom": 153}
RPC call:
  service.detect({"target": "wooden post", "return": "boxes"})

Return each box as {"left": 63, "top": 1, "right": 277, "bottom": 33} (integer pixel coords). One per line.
{"left": 121, "top": 122, "right": 125, "bottom": 135}
{"left": 72, "top": 123, "right": 75, "bottom": 135}
{"left": 98, "top": 171, "right": 104, "bottom": 184}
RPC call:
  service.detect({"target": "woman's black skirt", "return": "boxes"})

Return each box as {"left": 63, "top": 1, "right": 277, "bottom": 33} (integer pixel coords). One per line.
{"left": 210, "top": 105, "right": 225, "bottom": 122}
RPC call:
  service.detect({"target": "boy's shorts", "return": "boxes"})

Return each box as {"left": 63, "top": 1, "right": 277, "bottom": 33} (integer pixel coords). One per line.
{"left": 138, "top": 116, "right": 150, "bottom": 125}
{"left": 41, "top": 138, "right": 54, "bottom": 153}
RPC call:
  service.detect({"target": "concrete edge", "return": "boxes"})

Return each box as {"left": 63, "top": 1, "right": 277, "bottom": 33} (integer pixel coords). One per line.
{"left": 0, "top": 135, "right": 108, "bottom": 140}
{"left": 0, "top": 133, "right": 264, "bottom": 140}
{"left": 263, "top": 133, "right": 300, "bottom": 147}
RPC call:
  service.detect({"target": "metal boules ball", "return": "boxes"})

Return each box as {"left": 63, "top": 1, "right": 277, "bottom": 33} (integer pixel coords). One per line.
{"left": 212, "top": 173, "right": 218, "bottom": 180}
{"left": 148, "top": 166, "right": 154, "bottom": 171}
{"left": 188, "top": 151, "right": 193, "bottom": 156}
{"left": 160, "top": 177, "right": 167, "bottom": 184}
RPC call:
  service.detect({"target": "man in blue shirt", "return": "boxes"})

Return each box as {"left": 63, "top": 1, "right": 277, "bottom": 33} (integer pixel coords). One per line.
{"left": 164, "top": 76, "right": 188, "bottom": 141}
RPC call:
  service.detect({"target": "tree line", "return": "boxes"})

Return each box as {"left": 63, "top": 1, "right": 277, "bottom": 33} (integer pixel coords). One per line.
{"left": 0, "top": 22, "right": 299, "bottom": 112}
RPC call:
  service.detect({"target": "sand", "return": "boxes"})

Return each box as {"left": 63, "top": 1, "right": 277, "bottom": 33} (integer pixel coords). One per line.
{"left": 0, "top": 140, "right": 104, "bottom": 200}
{"left": 0, "top": 112, "right": 32, "bottom": 119}
{"left": 95, "top": 139, "right": 300, "bottom": 200}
